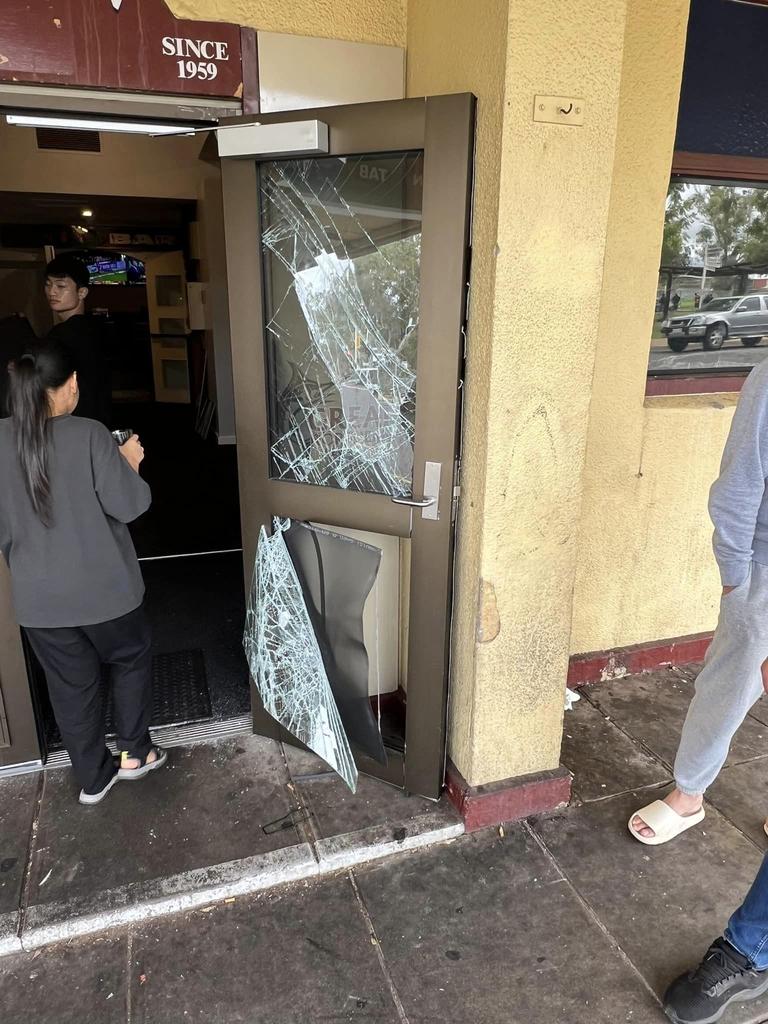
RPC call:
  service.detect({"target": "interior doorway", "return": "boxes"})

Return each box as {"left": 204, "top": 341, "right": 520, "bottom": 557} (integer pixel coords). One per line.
{"left": 0, "top": 95, "right": 475, "bottom": 802}
{"left": 0, "top": 146, "right": 249, "bottom": 759}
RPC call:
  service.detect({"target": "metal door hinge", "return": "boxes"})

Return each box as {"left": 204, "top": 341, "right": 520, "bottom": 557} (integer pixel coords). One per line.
{"left": 452, "top": 457, "right": 461, "bottom": 523}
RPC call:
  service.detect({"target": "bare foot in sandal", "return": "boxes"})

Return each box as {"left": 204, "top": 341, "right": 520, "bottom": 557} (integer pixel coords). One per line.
{"left": 117, "top": 746, "right": 167, "bottom": 780}
{"left": 631, "top": 788, "right": 703, "bottom": 841}
{"left": 121, "top": 749, "right": 158, "bottom": 771}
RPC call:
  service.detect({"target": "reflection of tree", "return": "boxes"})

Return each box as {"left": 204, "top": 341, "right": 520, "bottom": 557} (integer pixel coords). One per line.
{"left": 353, "top": 233, "right": 420, "bottom": 370}
{"left": 662, "top": 183, "right": 693, "bottom": 267}
{"left": 694, "top": 187, "right": 750, "bottom": 265}
{"left": 742, "top": 191, "right": 768, "bottom": 265}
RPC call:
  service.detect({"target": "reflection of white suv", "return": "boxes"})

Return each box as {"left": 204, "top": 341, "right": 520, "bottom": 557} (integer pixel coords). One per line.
{"left": 661, "top": 295, "right": 768, "bottom": 352}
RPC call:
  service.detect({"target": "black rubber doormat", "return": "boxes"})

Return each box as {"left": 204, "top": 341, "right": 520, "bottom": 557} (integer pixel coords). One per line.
{"left": 45, "top": 649, "right": 213, "bottom": 748}
{"left": 109, "top": 649, "right": 212, "bottom": 733}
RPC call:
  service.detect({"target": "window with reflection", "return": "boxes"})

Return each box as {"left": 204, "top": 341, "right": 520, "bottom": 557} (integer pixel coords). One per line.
{"left": 650, "top": 179, "right": 768, "bottom": 377}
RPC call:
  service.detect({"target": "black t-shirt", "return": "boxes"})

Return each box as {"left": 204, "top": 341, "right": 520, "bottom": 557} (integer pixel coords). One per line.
{"left": 0, "top": 315, "right": 37, "bottom": 418}
{"left": 48, "top": 315, "right": 112, "bottom": 428}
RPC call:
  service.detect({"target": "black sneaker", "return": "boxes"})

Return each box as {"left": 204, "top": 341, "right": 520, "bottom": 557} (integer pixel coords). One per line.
{"left": 664, "top": 937, "right": 768, "bottom": 1023}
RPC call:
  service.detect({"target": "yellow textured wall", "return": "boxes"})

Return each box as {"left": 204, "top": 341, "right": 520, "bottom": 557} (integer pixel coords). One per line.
{"left": 570, "top": 0, "right": 711, "bottom": 656}
{"left": 406, "top": 0, "right": 508, "bottom": 784}
{"left": 167, "top": 0, "right": 406, "bottom": 45}
{"left": 465, "top": 0, "right": 630, "bottom": 785}
{"left": 410, "top": 0, "right": 630, "bottom": 786}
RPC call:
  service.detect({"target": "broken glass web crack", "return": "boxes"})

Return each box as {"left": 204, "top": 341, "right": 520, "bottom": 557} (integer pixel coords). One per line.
{"left": 259, "top": 153, "right": 422, "bottom": 496}
{"left": 244, "top": 518, "right": 358, "bottom": 792}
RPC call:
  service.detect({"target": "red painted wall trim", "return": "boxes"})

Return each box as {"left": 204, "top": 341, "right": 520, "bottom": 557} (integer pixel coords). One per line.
{"left": 646, "top": 374, "right": 747, "bottom": 397}
{"left": 445, "top": 761, "right": 572, "bottom": 832}
{"left": 568, "top": 631, "right": 713, "bottom": 688}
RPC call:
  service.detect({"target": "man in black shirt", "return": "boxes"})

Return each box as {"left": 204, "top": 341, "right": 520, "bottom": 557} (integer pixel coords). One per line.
{"left": 45, "top": 255, "right": 112, "bottom": 427}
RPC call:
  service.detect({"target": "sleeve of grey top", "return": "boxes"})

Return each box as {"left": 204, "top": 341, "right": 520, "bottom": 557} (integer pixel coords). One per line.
{"left": 709, "top": 363, "right": 768, "bottom": 587}
{"left": 91, "top": 426, "right": 152, "bottom": 524}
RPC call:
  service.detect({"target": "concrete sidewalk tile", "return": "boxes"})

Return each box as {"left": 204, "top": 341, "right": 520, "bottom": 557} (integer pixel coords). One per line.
{"left": 0, "top": 773, "right": 38, "bottom": 920}
{"left": 672, "top": 664, "right": 701, "bottom": 684}
{"left": 315, "top": 811, "right": 464, "bottom": 872}
{"left": 584, "top": 671, "right": 768, "bottom": 768}
{"left": 355, "top": 826, "right": 662, "bottom": 1024}
{"left": 281, "top": 741, "right": 335, "bottom": 778}
{"left": 561, "top": 698, "right": 670, "bottom": 802}
{"left": 22, "top": 842, "right": 319, "bottom": 950}
{"left": 26, "top": 735, "right": 299, "bottom": 910}
{"left": 130, "top": 876, "right": 400, "bottom": 1024}
{"left": 530, "top": 791, "right": 768, "bottom": 1010}
{"left": 747, "top": 694, "right": 768, "bottom": 728}
{"left": 0, "top": 934, "right": 127, "bottom": 1023}
{"left": 295, "top": 770, "right": 445, "bottom": 839}
{"left": 0, "top": 912, "right": 22, "bottom": 956}
{"left": 706, "top": 760, "right": 768, "bottom": 848}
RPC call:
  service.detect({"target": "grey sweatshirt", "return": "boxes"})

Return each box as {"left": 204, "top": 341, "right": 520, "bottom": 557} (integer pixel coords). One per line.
{"left": 710, "top": 358, "right": 768, "bottom": 587}
{"left": 0, "top": 415, "right": 151, "bottom": 627}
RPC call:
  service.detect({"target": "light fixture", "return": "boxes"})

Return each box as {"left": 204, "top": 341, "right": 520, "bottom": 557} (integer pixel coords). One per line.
{"left": 5, "top": 113, "right": 196, "bottom": 136}
{"left": 81, "top": 209, "right": 93, "bottom": 218}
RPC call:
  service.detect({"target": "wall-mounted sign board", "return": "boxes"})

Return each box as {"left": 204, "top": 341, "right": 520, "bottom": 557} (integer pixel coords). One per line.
{"left": 0, "top": 0, "right": 244, "bottom": 98}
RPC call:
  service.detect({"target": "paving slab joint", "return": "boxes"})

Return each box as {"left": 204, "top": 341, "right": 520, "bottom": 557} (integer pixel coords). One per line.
{"left": 11, "top": 814, "right": 463, "bottom": 956}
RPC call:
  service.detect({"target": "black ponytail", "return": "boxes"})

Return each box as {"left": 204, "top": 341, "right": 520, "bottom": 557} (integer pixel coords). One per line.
{"left": 7, "top": 340, "right": 77, "bottom": 525}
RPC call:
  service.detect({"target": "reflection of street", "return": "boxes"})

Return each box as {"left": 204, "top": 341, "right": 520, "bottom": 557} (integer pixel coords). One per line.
{"left": 649, "top": 338, "right": 768, "bottom": 372}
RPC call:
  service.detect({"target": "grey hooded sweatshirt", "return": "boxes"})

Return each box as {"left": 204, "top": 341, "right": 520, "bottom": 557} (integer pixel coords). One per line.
{"left": 710, "top": 357, "right": 768, "bottom": 587}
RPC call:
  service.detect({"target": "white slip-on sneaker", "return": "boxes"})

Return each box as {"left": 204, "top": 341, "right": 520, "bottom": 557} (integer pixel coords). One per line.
{"left": 79, "top": 772, "right": 119, "bottom": 806}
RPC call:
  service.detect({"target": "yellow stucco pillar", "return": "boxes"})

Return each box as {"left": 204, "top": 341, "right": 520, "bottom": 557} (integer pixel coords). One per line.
{"left": 409, "top": 0, "right": 691, "bottom": 787}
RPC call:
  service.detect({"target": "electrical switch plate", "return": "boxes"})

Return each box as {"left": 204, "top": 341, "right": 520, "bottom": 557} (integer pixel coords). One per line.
{"left": 533, "top": 95, "right": 585, "bottom": 127}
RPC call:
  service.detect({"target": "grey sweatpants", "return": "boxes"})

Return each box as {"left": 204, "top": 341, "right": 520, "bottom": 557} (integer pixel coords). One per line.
{"left": 675, "top": 561, "right": 768, "bottom": 795}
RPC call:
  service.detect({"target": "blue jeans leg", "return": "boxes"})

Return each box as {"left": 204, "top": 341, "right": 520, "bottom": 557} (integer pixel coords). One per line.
{"left": 725, "top": 853, "right": 768, "bottom": 969}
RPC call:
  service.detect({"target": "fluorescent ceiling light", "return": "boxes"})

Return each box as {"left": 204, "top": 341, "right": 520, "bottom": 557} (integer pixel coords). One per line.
{"left": 5, "top": 113, "right": 196, "bottom": 136}
{"left": 81, "top": 209, "right": 93, "bottom": 218}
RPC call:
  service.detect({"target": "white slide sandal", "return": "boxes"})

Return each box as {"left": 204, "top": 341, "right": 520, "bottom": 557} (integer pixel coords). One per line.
{"left": 628, "top": 799, "right": 705, "bottom": 846}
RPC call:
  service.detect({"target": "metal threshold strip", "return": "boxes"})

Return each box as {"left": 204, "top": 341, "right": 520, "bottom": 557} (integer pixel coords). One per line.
{"left": 137, "top": 547, "right": 243, "bottom": 563}
{"left": 43, "top": 714, "right": 253, "bottom": 771}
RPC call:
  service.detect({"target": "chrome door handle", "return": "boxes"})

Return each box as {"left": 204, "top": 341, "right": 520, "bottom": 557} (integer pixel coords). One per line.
{"left": 391, "top": 462, "right": 442, "bottom": 521}
{"left": 391, "top": 495, "right": 436, "bottom": 508}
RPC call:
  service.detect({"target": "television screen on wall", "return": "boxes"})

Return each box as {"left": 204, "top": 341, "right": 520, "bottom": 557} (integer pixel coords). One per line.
{"left": 60, "top": 250, "right": 146, "bottom": 286}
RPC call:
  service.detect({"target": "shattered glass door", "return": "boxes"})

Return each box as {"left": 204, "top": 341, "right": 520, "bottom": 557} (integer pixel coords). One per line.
{"left": 222, "top": 94, "right": 475, "bottom": 798}
{"left": 259, "top": 152, "right": 424, "bottom": 498}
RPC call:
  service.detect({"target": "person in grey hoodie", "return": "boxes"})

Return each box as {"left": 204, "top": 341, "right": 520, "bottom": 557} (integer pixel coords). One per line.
{"left": 0, "top": 338, "right": 167, "bottom": 805}
{"left": 630, "top": 357, "right": 768, "bottom": 844}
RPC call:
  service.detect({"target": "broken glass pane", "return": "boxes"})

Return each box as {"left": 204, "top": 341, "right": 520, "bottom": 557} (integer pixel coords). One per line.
{"left": 244, "top": 519, "right": 358, "bottom": 792}
{"left": 283, "top": 521, "right": 387, "bottom": 765}
{"left": 259, "top": 152, "right": 424, "bottom": 497}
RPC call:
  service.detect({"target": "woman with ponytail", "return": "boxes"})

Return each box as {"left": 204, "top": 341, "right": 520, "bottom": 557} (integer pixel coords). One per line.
{"left": 0, "top": 339, "right": 166, "bottom": 805}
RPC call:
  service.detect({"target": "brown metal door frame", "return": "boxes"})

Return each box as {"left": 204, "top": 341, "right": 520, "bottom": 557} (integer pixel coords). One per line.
{"left": 221, "top": 94, "right": 475, "bottom": 799}
{"left": 0, "top": 562, "right": 41, "bottom": 769}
